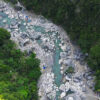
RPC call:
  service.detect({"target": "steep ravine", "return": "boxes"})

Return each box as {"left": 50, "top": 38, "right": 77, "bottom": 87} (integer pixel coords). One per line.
{"left": 0, "top": 1, "right": 99, "bottom": 100}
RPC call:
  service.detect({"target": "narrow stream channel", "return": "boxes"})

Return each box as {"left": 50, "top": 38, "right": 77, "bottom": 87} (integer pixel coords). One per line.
{"left": 0, "top": 10, "right": 63, "bottom": 99}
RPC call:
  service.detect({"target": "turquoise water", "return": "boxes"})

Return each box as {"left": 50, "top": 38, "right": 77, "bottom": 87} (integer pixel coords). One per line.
{"left": 20, "top": 21, "right": 26, "bottom": 32}
{"left": 34, "top": 26, "right": 63, "bottom": 100}
{"left": 0, "top": 11, "right": 63, "bottom": 100}
{"left": 33, "top": 25, "right": 45, "bottom": 33}
{"left": 53, "top": 42, "right": 62, "bottom": 100}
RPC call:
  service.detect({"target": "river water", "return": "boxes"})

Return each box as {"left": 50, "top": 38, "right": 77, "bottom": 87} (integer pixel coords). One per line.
{"left": 0, "top": 9, "right": 63, "bottom": 99}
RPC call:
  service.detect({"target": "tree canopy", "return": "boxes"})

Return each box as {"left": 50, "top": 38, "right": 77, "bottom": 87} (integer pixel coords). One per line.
{"left": 0, "top": 28, "right": 41, "bottom": 100}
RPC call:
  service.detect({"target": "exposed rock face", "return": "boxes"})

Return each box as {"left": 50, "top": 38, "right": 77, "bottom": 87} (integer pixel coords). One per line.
{"left": 66, "top": 95, "right": 82, "bottom": 100}
{"left": 14, "top": 6, "right": 22, "bottom": 11}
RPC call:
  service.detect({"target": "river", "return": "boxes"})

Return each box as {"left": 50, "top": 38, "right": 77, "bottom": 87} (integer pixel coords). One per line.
{"left": 0, "top": 1, "right": 99, "bottom": 100}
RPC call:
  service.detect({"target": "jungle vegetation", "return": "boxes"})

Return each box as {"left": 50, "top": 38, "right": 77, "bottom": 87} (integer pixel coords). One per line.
{"left": 0, "top": 28, "right": 41, "bottom": 100}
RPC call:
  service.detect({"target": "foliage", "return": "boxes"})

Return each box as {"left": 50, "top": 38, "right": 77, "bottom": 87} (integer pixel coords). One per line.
{"left": 0, "top": 28, "right": 41, "bottom": 100}
{"left": 0, "top": 28, "right": 10, "bottom": 45}
{"left": 65, "top": 67, "right": 74, "bottom": 74}
{"left": 88, "top": 41, "right": 100, "bottom": 70}
{"left": 4, "top": 0, "right": 17, "bottom": 4}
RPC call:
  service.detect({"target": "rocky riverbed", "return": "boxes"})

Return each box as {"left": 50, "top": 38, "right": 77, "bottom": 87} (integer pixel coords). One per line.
{"left": 0, "top": 1, "right": 99, "bottom": 100}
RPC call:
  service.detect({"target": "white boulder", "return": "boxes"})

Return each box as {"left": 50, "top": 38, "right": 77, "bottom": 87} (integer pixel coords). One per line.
{"left": 59, "top": 84, "right": 66, "bottom": 91}
{"left": 67, "top": 97, "right": 74, "bottom": 100}
{"left": 60, "top": 92, "right": 66, "bottom": 98}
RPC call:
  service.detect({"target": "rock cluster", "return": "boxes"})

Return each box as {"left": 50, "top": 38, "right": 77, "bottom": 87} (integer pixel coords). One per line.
{"left": 38, "top": 69, "right": 59, "bottom": 99}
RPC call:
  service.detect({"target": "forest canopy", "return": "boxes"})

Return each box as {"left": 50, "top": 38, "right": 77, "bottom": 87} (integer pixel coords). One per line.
{"left": 0, "top": 28, "right": 41, "bottom": 100}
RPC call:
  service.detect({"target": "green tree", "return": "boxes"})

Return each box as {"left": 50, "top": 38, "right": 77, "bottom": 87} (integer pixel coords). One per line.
{"left": 88, "top": 41, "right": 100, "bottom": 70}
{"left": 0, "top": 28, "right": 41, "bottom": 100}
{"left": 0, "top": 28, "right": 10, "bottom": 45}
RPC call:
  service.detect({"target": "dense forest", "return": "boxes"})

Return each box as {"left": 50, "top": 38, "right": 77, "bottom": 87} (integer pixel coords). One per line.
{"left": 0, "top": 28, "right": 41, "bottom": 100}
{"left": 4, "top": 0, "right": 100, "bottom": 92}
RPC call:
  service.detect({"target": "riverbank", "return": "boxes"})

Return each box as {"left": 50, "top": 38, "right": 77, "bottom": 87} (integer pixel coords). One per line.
{"left": 0, "top": 1, "right": 99, "bottom": 100}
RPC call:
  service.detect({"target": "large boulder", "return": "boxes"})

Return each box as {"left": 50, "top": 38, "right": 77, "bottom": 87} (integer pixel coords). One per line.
{"left": 65, "top": 82, "right": 70, "bottom": 92}
{"left": 65, "top": 76, "right": 71, "bottom": 81}
{"left": 67, "top": 97, "right": 74, "bottom": 100}
{"left": 59, "top": 84, "right": 66, "bottom": 91}
{"left": 63, "top": 59, "right": 73, "bottom": 67}
{"left": 82, "top": 85, "right": 86, "bottom": 92}
{"left": 60, "top": 52, "right": 67, "bottom": 59}
{"left": 66, "top": 94, "right": 81, "bottom": 100}
{"left": 31, "top": 32, "right": 41, "bottom": 40}
{"left": 20, "top": 33, "right": 28, "bottom": 39}
{"left": 14, "top": 5, "right": 22, "bottom": 11}
{"left": 60, "top": 92, "right": 66, "bottom": 98}
{"left": 73, "top": 75, "right": 83, "bottom": 83}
